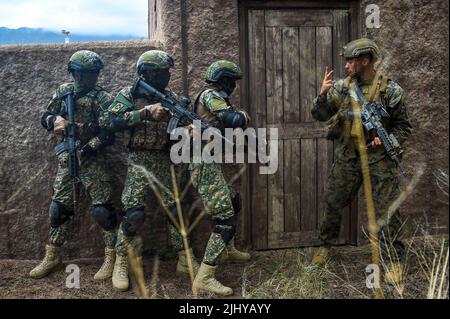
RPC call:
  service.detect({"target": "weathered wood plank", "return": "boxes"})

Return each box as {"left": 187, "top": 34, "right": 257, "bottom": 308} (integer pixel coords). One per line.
{"left": 284, "top": 139, "right": 301, "bottom": 232}
{"left": 300, "top": 139, "right": 317, "bottom": 231}
{"left": 266, "top": 10, "right": 333, "bottom": 27}
{"left": 268, "top": 139, "right": 284, "bottom": 240}
{"left": 333, "top": 10, "right": 350, "bottom": 79}
{"left": 282, "top": 27, "right": 300, "bottom": 123}
{"left": 265, "top": 27, "right": 284, "bottom": 125}
{"left": 268, "top": 231, "right": 322, "bottom": 249}
{"left": 266, "top": 122, "right": 328, "bottom": 139}
{"left": 317, "top": 139, "right": 331, "bottom": 229}
{"left": 315, "top": 26, "right": 333, "bottom": 96}
{"left": 299, "top": 27, "right": 316, "bottom": 123}
{"left": 248, "top": 10, "right": 268, "bottom": 250}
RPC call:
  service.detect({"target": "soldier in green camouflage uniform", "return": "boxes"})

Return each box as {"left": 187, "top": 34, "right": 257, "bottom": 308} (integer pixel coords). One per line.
{"left": 190, "top": 60, "right": 251, "bottom": 297}
{"left": 30, "top": 50, "right": 118, "bottom": 281}
{"left": 107, "top": 50, "right": 197, "bottom": 291}
{"left": 310, "top": 39, "right": 412, "bottom": 284}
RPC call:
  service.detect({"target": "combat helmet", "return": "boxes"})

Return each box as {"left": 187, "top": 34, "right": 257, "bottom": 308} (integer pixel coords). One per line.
{"left": 205, "top": 60, "right": 242, "bottom": 83}
{"left": 68, "top": 50, "right": 104, "bottom": 72}
{"left": 340, "top": 38, "right": 381, "bottom": 61}
{"left": 136, "top": 50, "right": 174, "bottom": 75}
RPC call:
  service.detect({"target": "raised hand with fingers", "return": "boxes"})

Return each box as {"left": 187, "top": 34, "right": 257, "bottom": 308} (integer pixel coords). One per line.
{"left": 319, "top": 66, "right": 335, "bottom": 97}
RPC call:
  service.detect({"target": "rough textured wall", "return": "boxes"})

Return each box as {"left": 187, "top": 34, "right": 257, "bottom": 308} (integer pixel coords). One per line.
{"left": 358, "top": 0, "right": 449, "bottom": 237}
{"left": 0, "top": 41, "right": 177, "bottom": 259}
{"left": 153, "top": 0, "right": 449, "bottom": 247}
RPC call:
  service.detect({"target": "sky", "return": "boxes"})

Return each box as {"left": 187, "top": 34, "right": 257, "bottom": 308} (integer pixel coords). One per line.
{"left": 0, "top": 0, "right": 148, "bottom": 36}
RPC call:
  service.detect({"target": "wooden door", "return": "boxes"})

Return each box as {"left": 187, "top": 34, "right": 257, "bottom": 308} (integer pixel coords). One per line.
{"left": 245, "top": 6, "right": 358, "bottom": 249}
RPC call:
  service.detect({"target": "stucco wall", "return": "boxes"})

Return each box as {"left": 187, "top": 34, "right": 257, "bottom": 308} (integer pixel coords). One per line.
{"left": 0, "top": 41, "right": 182, "bottom": 259}
{"left": 150, "top": 0, "right": 449, "bottom": 243}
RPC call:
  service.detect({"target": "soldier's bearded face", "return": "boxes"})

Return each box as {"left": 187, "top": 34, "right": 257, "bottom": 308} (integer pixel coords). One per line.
{"left": 345, "top": 58, "right": 364, "bottom": 77}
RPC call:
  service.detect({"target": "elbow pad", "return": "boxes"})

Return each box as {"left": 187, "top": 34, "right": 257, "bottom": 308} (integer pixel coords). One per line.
{"left": 221, "top": 110, "right": 247, "bottom": 129}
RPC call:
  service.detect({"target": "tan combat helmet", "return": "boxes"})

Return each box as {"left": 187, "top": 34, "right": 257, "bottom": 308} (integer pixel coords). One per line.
{"left": 340, "top": 38, "right": 381, "bottom": 61}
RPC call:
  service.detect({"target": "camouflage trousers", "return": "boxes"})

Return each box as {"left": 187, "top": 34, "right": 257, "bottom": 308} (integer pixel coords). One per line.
{"left": 49, "top": 152, "right": 116, "bottom": 248}
{"left": 116, "top": 150, "right": 184, "bottom": 256}
{"left": 320, "top": 156, "right": 404, "bottom": 259}
{"left": 189, "top": 162, "right": 235, "bottom": 265}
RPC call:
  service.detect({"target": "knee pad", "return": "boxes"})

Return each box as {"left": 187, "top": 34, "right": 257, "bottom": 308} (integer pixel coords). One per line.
{"left": 121, "top": 207, "right": 145, "bottom": 236}
{"left": 92, "top": 204, "right": 117, "bottom": 231}
{"left": 213, "top": 215, "right": 237, "bottom": 244}
{"left": 49, "top": 201, "right": 74, "bottom": 228}
{"left": 231, "top": 192, "right": 242, "bottom": 215}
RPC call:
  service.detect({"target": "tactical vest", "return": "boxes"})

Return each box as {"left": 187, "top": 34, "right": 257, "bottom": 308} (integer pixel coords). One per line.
{"left": 60, "top": 85, "right": 102, "bottom": 145}
{"left": 120, "top": 90, "right": 170, "bottom": 151}
{"left": 334, "top": 74, "right": 390, "bottom": 157}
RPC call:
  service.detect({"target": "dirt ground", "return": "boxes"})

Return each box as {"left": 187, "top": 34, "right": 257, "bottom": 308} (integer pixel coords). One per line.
{"left": 0, "top": 235, "right": 448, "bottom": 299}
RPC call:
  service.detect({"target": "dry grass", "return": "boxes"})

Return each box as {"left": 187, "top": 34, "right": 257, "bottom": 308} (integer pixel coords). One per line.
{"left": 0, "top": 234, "right": 447, "bottom": 299}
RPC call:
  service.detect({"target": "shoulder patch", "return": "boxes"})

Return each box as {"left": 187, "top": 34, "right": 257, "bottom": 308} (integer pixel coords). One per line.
{"left": 201, "top": 89, "right": 230, "bottom": 112}
{"left": 109, "top": 88, "right": 134, "bottom": 114}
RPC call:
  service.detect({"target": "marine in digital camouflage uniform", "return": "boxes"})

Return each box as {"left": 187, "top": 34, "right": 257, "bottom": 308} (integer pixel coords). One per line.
{"left": 190, "top": 60, "right": 251, "bottom": 297}
{"left": 310, "top": 39, "right": 412, "bottom": 285}
{"left": 30, "top": 50, "right": 118, "bottom": 281}
{"left": 106, "top": 50, "right": 195, "bottom": 292}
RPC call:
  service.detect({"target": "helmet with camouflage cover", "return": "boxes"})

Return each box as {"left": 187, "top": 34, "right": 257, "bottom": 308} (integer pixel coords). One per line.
{"left": 340, "top": 38, "right": 381, "bottom": 62}
{"left": 136, "top": 50, "right": 174, "bottom": 75}
{"left": 205, "top": 60, "right": 242, "bottom": 83}
{"left": 68, "top": 50, "right": 103, "bottom": 72}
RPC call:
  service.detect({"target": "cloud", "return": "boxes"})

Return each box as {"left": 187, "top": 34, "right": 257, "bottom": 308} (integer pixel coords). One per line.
{"left": 0, "top": 0, "right": 148, "bottom": 36}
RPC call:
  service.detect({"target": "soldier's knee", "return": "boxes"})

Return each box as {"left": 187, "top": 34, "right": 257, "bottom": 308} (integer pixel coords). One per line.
{"left": 49, "top": 201, "right": 74, "bottom": 228}
{"left": 91, "top": 204, "right": 117, "bottom": 231}
{"left": 213, "top": 215, "right": 237, "bottom": 244}
{"left": 121, "top": 207, "right": 145, "bottom": 236}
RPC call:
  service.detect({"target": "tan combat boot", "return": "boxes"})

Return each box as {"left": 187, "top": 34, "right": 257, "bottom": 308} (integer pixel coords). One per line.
{"left": 311, "top": 246, "right": 331, "bottom": 267}
{"left": 220, "top": 238, "right": 251, "bottom": 263}
{"left": 94, "top": 247, "right": 116, "bottom": 280}
{"left": 193, "top": 262, "right": 233, "bottom": 297}
{"left": 29, "top": 244, "right": 63, "bottom": 279}
{"left": 176, "top": 248, "right": 200, "bottom": 276}
{"left": 384, "top": 262, "right": 404, "bottom": 285}
{"left": 112, "top": 254, "right": 129, "bottom": 291}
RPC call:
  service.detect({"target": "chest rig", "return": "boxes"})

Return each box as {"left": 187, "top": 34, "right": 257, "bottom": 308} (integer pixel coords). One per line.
{"left": 61, "top": 86, "right": 101, "bottom": 144}
{"left": 127, "top": 93, "right": 169, "bottom": 151}
{"left": 336, "top": 74, "right": 390, "bottom": 145}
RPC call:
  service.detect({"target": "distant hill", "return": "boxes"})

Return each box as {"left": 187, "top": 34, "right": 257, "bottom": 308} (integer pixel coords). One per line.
{"left": 0, "top": 27, "right": 144, "bottom": 45}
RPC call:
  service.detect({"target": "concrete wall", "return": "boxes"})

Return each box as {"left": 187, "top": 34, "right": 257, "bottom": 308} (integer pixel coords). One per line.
{"left": 0, "top": 41, "right": 183, "bottom": 259}
{"left": 149, "top": 0, "right": 449, "bottom": 242}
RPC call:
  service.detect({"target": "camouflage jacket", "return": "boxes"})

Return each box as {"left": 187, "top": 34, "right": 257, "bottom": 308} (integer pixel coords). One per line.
{"left": 41, "top": 83, "right": 114, "bottom": 152}
{"left": 311, "top": 74, "right": 412, "bottom": 163}
{"left": 193, "top": 85, "right": 250, "bottom": 131}
{"left": 107, "top": 86, "right": 176, "bottom": 150}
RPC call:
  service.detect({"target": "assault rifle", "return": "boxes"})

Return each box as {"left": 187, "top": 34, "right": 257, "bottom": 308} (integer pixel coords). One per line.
{"left": 55, "top": 90, "right": 80, "bottom": 206}
{"left": 351, "top": 84, "right": 405, "bottom": 174}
